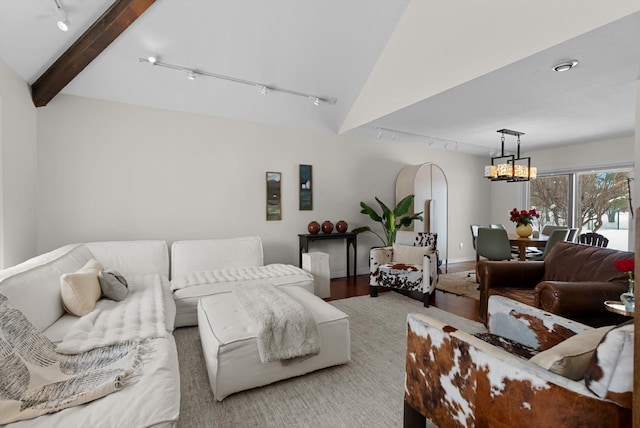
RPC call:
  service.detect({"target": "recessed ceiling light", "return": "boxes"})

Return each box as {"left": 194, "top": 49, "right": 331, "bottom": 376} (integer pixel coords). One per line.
{"left": 552, "top": 60, "right": 579, "bottom": 72}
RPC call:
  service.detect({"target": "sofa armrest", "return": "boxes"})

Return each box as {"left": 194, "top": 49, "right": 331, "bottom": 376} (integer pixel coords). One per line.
{"left": 404, "top": 312, "right": 628, "bottom": 428}
{"left": 487, "top": 295, "right": 591, "bottom": 351}
{"left": 535, "top": 281, "right": 629, "bottom": 316}
{"left": 370, "top": 246, "right": 392, "bottom": 268}
{"left": 477, "top": 260, "right": 545, "bottom": 323}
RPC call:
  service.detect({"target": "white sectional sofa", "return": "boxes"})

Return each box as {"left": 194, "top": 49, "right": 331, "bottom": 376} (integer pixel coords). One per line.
{"left": 0, "top": 241, "right": 180, "bottom": 428}
{"left": 0, "top": 236, "right": 319, "bottom": 425}
{"left": 170, "top": 237, "right": 314, "bottom": 327}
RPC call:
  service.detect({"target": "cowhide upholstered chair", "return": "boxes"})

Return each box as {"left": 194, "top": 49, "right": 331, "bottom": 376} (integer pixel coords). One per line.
{"left": 369, "top": 231, "right": 439, "bottom": 307}
{"left": 404, "top": 296, "right": 633, "bottom": 428}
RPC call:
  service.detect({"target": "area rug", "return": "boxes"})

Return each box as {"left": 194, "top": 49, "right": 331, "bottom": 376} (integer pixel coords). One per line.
{"left": 174, "top": 292, "right": 484, "bottom": 428}
{"left": 436, "top": 270, "right": 480, "bottom": 300}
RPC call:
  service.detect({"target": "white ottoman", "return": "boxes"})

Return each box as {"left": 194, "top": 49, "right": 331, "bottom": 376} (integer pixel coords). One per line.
{"left": 197, "top": 286, "right": 351, "bottom": 400}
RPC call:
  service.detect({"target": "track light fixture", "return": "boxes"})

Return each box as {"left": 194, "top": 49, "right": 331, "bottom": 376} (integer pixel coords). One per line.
{"left": 139, "top": 57, "right": 337, "bottom": 106}
{"left": 53, "top": 0, "right": 70, "bottom": 32}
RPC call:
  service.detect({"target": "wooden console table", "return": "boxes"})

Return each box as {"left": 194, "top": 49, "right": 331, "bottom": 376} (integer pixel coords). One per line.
{"left": 298, "top": 232, "right": 357, "bottom": 277}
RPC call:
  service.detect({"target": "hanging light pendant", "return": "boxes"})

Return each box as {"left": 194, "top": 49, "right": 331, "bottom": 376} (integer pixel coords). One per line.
{"left": 484, "top": 129, "right": 537, "bottom": 182}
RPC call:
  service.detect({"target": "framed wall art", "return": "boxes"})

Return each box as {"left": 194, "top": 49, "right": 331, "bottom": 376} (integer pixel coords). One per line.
{"left": 299, "top": 164, "right": 312, "bottom": 210}
{"left": 266, "top": 171, "right": 282, "bottom": 221}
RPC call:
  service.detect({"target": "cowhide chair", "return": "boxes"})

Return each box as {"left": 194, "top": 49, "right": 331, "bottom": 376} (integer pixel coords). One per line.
{"left": 404, "top": 296, "right": 633, "bottom": 427}
{"left": 369, "top": 231, "right": 439, "bottom": 307}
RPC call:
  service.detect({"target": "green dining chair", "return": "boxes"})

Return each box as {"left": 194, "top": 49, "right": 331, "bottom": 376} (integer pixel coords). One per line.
{"left": 527, "top": 228, "right": 569, "bottom": 261}
{"left": 476, "top": 228, "right": 513, "bottom": 262}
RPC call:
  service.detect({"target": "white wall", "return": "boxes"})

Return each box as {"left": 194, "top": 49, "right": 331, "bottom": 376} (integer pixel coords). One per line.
{"left": 37, "top": 95, "right": 490, "bottom": 274}
{"left": 0, "top": 59, "right": 38, "bottom": 268}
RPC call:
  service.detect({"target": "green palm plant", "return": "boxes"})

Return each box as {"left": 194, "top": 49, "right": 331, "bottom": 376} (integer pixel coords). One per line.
{"left": 352, "top": 194, "right": 423, "bottom": 246}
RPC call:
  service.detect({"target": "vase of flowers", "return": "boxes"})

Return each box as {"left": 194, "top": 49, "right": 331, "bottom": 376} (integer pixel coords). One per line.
{"left": 509, "top": 208, "right": 539, "bottom": 238}
{"left": 614, "top": 258, "right": 635, "bottom": 312}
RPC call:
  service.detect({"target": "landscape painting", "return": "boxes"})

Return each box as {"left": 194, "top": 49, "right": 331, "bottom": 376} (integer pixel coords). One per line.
{"left": 299, "top": 164, "right": 312, "bottom": 210}
{"left": 266, "top": 172, "right": 282, "bottom": 220}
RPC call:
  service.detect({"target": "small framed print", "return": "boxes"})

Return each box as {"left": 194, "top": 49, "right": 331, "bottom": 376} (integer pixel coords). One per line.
{"left": 266, "top": 171, "right": 282, "bottom": 221}
{"left": 299, "top": 164, "right": 312, "bottom": 211}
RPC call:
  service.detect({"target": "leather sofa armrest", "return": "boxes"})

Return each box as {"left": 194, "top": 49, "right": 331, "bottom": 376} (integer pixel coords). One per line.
{"left": 535, "top": 281, "right": 629, "bottom": 317}
{"left": 477, "top": 260, "right": 545, "bottom": 323}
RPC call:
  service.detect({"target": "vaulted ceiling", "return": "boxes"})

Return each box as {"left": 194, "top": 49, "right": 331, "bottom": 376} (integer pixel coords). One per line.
{"left": 1, "top": 0, "right": 639, "bottom": 156}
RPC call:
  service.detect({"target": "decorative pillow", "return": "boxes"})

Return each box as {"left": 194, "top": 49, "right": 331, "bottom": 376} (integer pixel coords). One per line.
{"left": 60, "top": 259, "right": 103, "bottom": 316}
{"left": 584, "top": 320, "right": 634, "bottom": 408}
{"left": 529, "top": 326, "right": 613, "bottom": 380}
{"left": 98, "top": 268, "right": 129, "bottom": 301}
{"left": 392, "top": 244, "right": 433, "bottom": 265}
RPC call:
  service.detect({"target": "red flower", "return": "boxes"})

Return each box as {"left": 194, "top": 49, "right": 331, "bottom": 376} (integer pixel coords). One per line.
{"left": 614, "top": 259, "right": 635, "bottom": 278}
{"left": 509, "top": 208, "right": 540, "bottom": 226}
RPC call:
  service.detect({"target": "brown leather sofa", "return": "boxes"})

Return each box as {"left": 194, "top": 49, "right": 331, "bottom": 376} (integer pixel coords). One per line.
{"left": 477, "top": 241, "right": 633, "bottom": 326}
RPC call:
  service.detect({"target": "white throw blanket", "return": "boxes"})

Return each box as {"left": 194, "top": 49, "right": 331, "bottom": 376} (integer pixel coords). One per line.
{"left": 232, "top": 284, "right": 320, "bottom": 363}
{"left": 171, "top": 264, "right": 308, "bottom": 291}
{"left": 57, "top": 274, "right": 167, "bottom": 354}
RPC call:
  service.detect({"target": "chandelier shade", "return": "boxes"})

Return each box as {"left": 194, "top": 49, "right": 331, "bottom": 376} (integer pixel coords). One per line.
{"left": 484, "top": 129, "right": 536, "bottom": 182}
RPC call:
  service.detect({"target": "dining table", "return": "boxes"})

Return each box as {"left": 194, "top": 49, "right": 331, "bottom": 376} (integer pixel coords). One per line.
{"left": 508, "top": 234, "right": 548, "bottom": 261}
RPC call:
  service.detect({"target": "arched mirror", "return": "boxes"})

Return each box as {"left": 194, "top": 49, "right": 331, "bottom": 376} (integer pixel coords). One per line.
{"left": 396, "top": 163, "right": 448, "bottom": 272}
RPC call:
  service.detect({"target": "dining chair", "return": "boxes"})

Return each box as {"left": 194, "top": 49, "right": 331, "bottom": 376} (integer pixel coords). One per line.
{"left": 567, "top": 228, "right": 578, "bottom": 243}
{"left": 476, "top": 228, "right": 513, "bottom": 262}
{"left": 468, "top": 225, "right": 482, "bottom": 278}
{"left": 470, "top": 224, "right": 481, "bottom": 250}
{"left": 578, "top": 232, "right": 609, "bottom": 248}
{"left": 527, "top": 228, "right": 569, "bottom": 261}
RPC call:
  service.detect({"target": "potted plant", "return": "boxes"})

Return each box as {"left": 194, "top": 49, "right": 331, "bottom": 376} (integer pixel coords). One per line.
{"left": 352, "top": 194, "right": 423, "bottom": 246}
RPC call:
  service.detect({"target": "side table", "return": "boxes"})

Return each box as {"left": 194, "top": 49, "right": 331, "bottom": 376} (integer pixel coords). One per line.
{"left": 298, "top": 233, "right": 357, "bottom": 277}
{"left": 604, "top": 300, "right": 634, "bottom": 317}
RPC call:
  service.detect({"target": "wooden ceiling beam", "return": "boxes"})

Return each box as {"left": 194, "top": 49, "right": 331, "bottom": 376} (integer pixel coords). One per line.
{"left": 31, "top": 0, "right": 156, "bottom": 107}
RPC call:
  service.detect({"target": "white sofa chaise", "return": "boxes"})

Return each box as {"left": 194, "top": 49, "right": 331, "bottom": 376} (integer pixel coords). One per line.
{"left": 0, "top": 241, "right": 180, "bottom": 428}
{"left": 170, "top": 237, "right": 314, "bottom": 327}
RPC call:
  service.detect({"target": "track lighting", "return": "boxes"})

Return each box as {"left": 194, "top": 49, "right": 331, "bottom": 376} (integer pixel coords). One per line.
{"left": 53, "top": 0, "right": 70, "bottom": 32}
{"left": 138, "top": 56, "right": 337, "bottom": 105}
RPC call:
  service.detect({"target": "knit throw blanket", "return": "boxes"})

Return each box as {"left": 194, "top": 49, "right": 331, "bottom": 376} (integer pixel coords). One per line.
{"left": 232, "top": 284, "right": 320, "bottom": 363}
{"left": 0, "top": 293, "right": 145, "bottom": 424}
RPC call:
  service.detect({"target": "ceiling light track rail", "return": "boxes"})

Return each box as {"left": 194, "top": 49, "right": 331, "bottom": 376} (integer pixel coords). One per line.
{"left": 139, "top": 57, "right": 337, "bottom": 106}
{"left": 374, "top": 126, "right": 494, "bottom": 153}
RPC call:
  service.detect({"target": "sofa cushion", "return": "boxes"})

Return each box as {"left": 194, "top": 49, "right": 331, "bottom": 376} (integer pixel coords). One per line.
{"left": 392, "top": 244, "right": 432, "bottom": 265}
{"left": 98, "top": 268, "right": 129, "bottom": 301}
{"left": 60, "top": 259, "right": 103, "bottom": 316}
{"left": 585, "top": 320, "right": 634, "bottom": 408}
{"left": 529, "top": 325, "right": 613, "bottom": 380}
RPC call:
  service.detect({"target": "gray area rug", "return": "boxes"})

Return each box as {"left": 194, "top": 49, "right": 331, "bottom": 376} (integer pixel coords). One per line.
{"left": 174, "top": 292, "right": 484, "bottom": 427}
{"left": 436, "top": 270, "right": 480, "bottom": 300}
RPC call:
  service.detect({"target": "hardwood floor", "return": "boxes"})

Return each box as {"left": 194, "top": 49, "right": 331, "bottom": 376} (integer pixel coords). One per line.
{"left": 327, "top": 260, "right": 481, "bottom": 322}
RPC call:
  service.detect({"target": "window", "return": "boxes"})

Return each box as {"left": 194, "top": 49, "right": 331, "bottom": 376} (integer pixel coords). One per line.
{"left": 530, "top": 168, "right": 632, "bottom": 251}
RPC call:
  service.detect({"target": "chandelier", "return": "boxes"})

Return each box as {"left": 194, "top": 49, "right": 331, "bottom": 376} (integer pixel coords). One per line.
{"left": 484, "top": 129, "right": 537, "bottom": 182}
